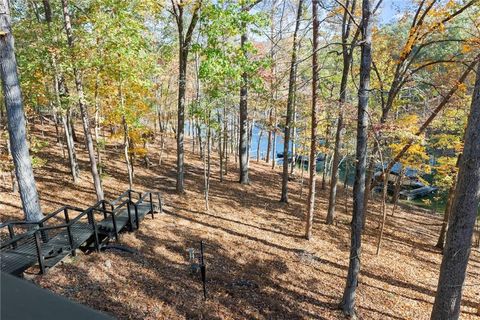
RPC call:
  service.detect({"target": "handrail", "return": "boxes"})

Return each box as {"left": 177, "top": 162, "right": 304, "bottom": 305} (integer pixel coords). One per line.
{"left": 1, "top": 189, "right": 162, "bottom": 245}
{"left": 113, "top": 197, "right": 131, "bottom": 213}
{"left": 0, "top": 220, "right": 38, "bottom": 229}
{"left": 0, "top": 205, "right": 85, "bottom": 230}
{"left": 0, "top": 230, "right": 36, "bottom": 250}
{"left": 111, "top": 190, "right": 130, "bottom": 206}
{"left": 1, "top": 189, "right": 161, "bottom": 275}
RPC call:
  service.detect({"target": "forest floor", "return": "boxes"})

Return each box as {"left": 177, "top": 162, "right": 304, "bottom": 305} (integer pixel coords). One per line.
{"left": 1, "top": 121, "right": 480, "bottom": 320}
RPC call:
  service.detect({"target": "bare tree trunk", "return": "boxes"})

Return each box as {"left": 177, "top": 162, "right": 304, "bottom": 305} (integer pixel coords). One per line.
{"left": 247, "top": 119, "right": 254, "bottom": 166}
{"left": 280, "top": 0, "right": 303, "bottom": 203}
{"left": 52, "top": 54, "right": 80, "bottom": 182}
{"left": 266, "top": 109, "right": 272, "bottom": 164}
{"left": 391, "top": 168, "right": 404, "bottom": 205}
{"left": 203, "top": 112, "right": 211, "bottom": 211}
{"left": 326, "top": 0, "right": 354, "bottom": 222}
{"left": 340, "top": 0, "right": 372, "bottom": 316}
{"left": 0, "top": 0, "right": 43, "bottom": 221}
{"left": 62, "top": 0, "right": 103, "bottom": 201}
{"left": 218, "top": 112, "right": 224, "bottom": 182}
{"left": 431, "top": 62, "right": 480, "bottom": 320}
{"left": 176, "top": 48, "right": 187, "bottom": 192}
{"left": 239, "top": 29, "right": 249, "bottom": 184}
{"left": 62, "top": 112, "right": 79, "bottom": 182}
{"left": 435, "top": 180, "right": 456, "bottom": 250}
{"left": 94, "top": 71, "right": 103, "bottom": 177}
{"left": 119, "top": 81, "right": 133, "bottom": 189}
{"left": 223, "top": 106, "right": 228, "bottom": 175}
{"left": 256, "top": 129, "right": 263, "bottom": 162}
{"left": 305, "top": 0, "right": 319, "bottom": 240}
{"left": 290, "top": 109, "right": 297, "bottom": 175}
{"left": 376, "top": 171, "right": 389, "bottom": 255}
{"left": 172, "top": 1, "right": 201, "bottom": 193}
{"left": 271, "top": 117, "right": 277, "bottom": 169}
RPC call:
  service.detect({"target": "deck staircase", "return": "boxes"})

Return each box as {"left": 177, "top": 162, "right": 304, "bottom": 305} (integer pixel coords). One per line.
{"left": 0, "top": 190, "right": 162, "bottom": 276}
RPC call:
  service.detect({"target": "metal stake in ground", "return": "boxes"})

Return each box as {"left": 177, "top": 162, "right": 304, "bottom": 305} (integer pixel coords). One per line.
{"left": 200, "top": 241, "right": 207, "bottom": 299}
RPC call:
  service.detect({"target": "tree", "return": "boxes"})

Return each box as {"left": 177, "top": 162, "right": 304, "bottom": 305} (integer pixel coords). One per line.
{"left": 340, "top": 0, "right": 372, "bottom": 316}
{"left": 431, "top": 61, "right": 480, "bottom": 320}
{"left": 280, "top": 0, "right": 303, "bottom": 203}
{"left": 363, "top": 0, "right": 478, "bottom": 220}
{"left": 41, "top": 0, "right": 80, "bottom": 184}
{"left": 305, "top": 0, "right": 319, "bottom": 240}
{"left": 238, "top": 0, "right": 263, "bottom": 184}
{"left": 326, "top": 0, "right": 358, "bottom": 224}
{"left": 61, "top": 0, "right": 104, "bottom": 201}
{"left": 0, "top": 0, "right": 43, "bottom": 221}
{"left": 171, "top": 0, "right": 202, "bottom": 193}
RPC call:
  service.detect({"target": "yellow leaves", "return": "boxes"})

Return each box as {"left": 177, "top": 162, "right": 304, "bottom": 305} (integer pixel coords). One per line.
{"left": 461, "top": 43, "right": 472, "bottom": 53}
{"left": 130, "top": 146, "right": 148, "bottom": 157}
{"left": 457, "top": 83, "right": 467, "bottom": 94}
{"left": 446, "top": 0, "right": 456, "bottom": 10}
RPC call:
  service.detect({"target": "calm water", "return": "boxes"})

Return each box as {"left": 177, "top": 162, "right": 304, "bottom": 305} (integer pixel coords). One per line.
{"left": 186, "top": 122, "right": 354, "bottom": 184}
{"left": 185, "top": 122, "right": 448, "bottom": 211}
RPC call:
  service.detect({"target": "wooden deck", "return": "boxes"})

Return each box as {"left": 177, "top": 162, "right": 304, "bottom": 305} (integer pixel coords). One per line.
{"left": 97, "top": 202, "right": 152, "bottom": 234}
{"left": 0, "top": 190, "right": 161, "bottom": 276}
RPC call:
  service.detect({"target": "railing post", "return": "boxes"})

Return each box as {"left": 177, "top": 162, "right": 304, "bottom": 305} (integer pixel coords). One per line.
{"left": 111, "top": 206, "right": 119, "bottom": 242}
{"left": 34, "top": 231, "right": 46, "bottom": 274}
{"left": 149, "top": 193, "right": 154, "bottom": 219}
{"left": 134, "top": 202, "right": 139, "bottom": 229}
{"left": 88, "top": 209, "right": 100, "bottom": 252}
{"left": 64, "top": 208, "right": 76, "bottom": 256}
{"left": 7, "top": 225, "right": 17, "bottom": 249}
{"left": 126, "top": 201, "right": 133, "bottom": 232}
{"left": 39, "top": 221, "right": 49, "bottom": 243}
{"left": 101, "top": 201, "right": 107, "bottom": 219}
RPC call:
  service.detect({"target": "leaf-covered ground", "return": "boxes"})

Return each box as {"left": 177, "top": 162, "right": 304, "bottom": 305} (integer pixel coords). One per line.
{"left": 1, "top": 121, "right": 479, "bottom": 319}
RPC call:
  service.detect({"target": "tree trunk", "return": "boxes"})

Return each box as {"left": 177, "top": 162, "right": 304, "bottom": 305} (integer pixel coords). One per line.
{"left": 53, "top": 57, "right": 79, "bottom": 182}
{"left": 431, "top": 62, "right": 480, "bottom": 320}
{"left": 266, "top": 109, "right": 272, "bottom": 164}
{"left": 391, "top": 168, "right": 404, "bottom": 204}
{"left": 119, "top": 81, "right": 133, "bottom": 189}
{"left": 435, "top": 180, "right": 456, "bottom": 250}
{"left": 247, "top": 119, "right": 254, "bottom": 166}
{"left": 0, "top": 0, "right": 43, "bottom": 221}
{"left": 61, "top": 0, "right": 103, "bottom": 201}
{"left": 271, "top": 119, "right": 277, "bottom": 169}
{"left": 218, "top": 112, "right": 224, "bottom": 181}
{"left": 172, "top": 1, "right": 200, "bottom": 193}
{"left": 305, "top": 0, "right": 319, "bottom": 240}
{"left": 94, "top": 71, "right": 103, "bottom": 177}
{"left": 203, "top": 112, "right": 211, "bottom": 211}
{"left": 290, "top": 109, "right": 297, "bottom": 175}
{"left": 123, "top": 116, "right": 133, "bottom": 189}
{"left": 63, "top": 112, "right": 79, "bottom": 182}
{"left": 223, "top": 106, "right": 228, "bottom": 175}
{"left": 239, "top": 30, "right": 249, "bottom": 184}
{"left": 69, "top": 113, "right": 79, "bottom": 143}
{"left": 176, "top": 48, "right": 187, "bottom": 192}
{"left": 376, "top": 171, "right": 389, "bottom": 255}
{"left": 340, "top": 0, "right": 372, "bottom": 316}
{"left": 326, "top": 16, "right": 352, "bottom": 223}
{"left": 256, "top": 129, "right": 263, "bottom": 162}
{"left": 280, "top": 0, "right": 303, "bottom": 203}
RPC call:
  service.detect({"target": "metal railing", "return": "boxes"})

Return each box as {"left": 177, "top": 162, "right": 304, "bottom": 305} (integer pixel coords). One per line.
{"left": 0, "top": 189, "right": 162, "bottom": 275}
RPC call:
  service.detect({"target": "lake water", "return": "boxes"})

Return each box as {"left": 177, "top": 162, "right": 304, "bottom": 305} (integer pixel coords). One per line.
{"left": 186, "top": 121, "right": 354, "bottom": 184}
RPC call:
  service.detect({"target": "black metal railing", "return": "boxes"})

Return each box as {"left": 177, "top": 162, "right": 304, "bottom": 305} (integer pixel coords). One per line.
{"left": 0, "top": 189, "right": 162, "bottom": 276}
